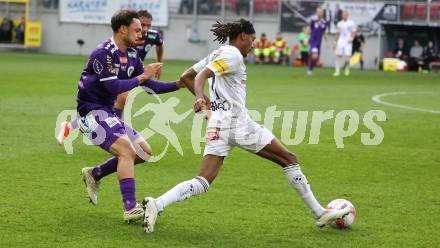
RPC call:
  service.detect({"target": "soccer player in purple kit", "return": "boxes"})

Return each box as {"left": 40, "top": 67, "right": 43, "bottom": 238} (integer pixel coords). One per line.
{"left": 113, "top": 10, "right": 165, "bottom": 118}
{"left": 307, "top": 7, "right": 327, "bottom": 76}
{"left": 74, "top": 9, "right": 184, "bottom": 222}
{"left": 57, "top": 9, "right": 165, "bottom": 144}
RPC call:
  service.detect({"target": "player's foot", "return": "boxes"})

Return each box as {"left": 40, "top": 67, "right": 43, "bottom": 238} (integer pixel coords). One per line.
{"left": 57, "top": 121, "right": 71, "bottom": 145}
{"left": 333, "top": 71, "right": 340, "bottom": 77}
{"left": 81, "top": 167, "right": 100, "bottom": 205}
{"left": 307, "top": 70, "right": 313, "bottom": 76}
{"left": 344, "top": 67, "right": 350, "bottom": 76}
{"left": 123, "top": 203, "right": 144, "bottom": 223}
{"left": 315, "top": 207, "right": 350, "bottom": 227}
{"left": 142, "top": 197, "right": 158, "bottom": 233}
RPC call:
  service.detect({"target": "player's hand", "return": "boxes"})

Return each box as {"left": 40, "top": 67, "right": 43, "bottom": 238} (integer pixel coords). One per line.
{"left": 194, "top": 98, "right": 206, "bottom": 113}
{"left": 141, "top": 63, "right": 163, "bottom": 82}
{"left": 155, "top": 66, "right": 162, "bottom": 80}
{"left": 332, "top": 41, "right": 337, "bottom": 50}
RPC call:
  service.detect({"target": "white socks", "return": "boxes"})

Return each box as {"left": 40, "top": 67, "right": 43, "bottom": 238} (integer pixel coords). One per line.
{"left": 284, "top": 164, "right": 325, "bottom": 218}
{"left": 155, "top": 176, "right": 209, "bottom": 211}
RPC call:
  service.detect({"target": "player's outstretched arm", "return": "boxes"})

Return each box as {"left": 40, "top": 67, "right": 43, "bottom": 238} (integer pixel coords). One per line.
{"left": 180, "top": 67, "right": 210, "bottom": 103}
{"left": 101, "top": 63, "right": 162, "bottom": 95}
{"left": 194, "top": 67, "right": 214, "bottom": 113}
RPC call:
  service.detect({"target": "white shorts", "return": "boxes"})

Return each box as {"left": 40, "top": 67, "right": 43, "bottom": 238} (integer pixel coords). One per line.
{"left": 335, "top": 42, "right": 352, "bottom": 56}
{"left": 203, "top": 120, "right": 275, "bottom": 157}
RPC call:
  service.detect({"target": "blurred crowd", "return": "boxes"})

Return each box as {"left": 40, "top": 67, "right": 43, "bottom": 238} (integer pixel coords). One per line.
{"left": 0, "top": 16, "right": 25, "bottom": 44}
{"left": 387, "top": 38, "right": 439, "bottom": 71}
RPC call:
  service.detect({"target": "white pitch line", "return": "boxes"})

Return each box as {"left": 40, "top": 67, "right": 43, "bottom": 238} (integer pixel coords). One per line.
{"left": 371, "top": 91, "right": 440, "bottom": 114}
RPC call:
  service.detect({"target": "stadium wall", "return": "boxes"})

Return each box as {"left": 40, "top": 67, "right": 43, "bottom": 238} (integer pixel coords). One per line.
{"left": 41, "top": 12, "right": 379, "bottom": 69}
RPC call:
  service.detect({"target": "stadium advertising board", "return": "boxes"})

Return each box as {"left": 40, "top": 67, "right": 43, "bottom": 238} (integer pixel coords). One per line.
{"left": 59, "top": 0, "right": 168, "bottom": 26}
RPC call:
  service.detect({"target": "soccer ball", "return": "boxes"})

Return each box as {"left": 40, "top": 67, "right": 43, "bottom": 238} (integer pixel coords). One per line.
{"left": 326, "top": 199, "right": 356, "bottom": 229}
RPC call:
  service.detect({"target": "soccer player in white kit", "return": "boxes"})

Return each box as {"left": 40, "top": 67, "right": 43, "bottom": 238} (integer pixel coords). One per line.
{"left": 142, "top": 19, "right": 349, "bottom": 233}
{"left": 333, "top": 11, "right": 356, "bottom": 76}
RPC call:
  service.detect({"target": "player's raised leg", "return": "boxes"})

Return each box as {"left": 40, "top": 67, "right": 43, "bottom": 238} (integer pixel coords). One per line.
{"left": 256, "top": 137, "right": 349, "bottom": 227}
{"left": 143, "top": 155, "right": 224, "bottom": 233}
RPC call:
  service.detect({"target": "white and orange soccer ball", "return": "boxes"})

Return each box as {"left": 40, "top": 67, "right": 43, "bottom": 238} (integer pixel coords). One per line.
{"left": 326, "top": 199, "right": 356, "bottom": 229}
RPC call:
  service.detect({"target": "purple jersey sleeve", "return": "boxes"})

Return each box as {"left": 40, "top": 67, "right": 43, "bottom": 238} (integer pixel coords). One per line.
{"left": 154, "top": 31, "right": 163, "bottom": 46}
{"left": 92, "top": 49, "right": 139, "bottom": 95}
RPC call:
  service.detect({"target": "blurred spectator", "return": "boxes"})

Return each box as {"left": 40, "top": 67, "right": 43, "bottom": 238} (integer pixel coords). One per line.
{"left": 0, "top": 18, "right": 14, "bottom": 43}
{"left": 15, "top": 16, "right": 25, "bottom": 44}
{"left": 298, "top": 26, "right": 310, "bottom": 66}
{"left": 394, "top": 37, "right": 408, "bottom": 60}
{"left": 272, "top": 32, "right": 287, "bottom": 64}
{"left": 42, "top": 0, "right": 59, "bottom": 9}
{"left": 236, "top": 0, "right": 249, "bottom": 16}
{"left": 254, "top": 33, "right": 271, "bottom": 64}
{"left": 179, "top": 0, "right": 194, "bottom": 14}
{"left": 424, "top": 41, "right": 437, "bottom": 70}
{"left": 199, "top": 0, "right": 215, "bottom": 14}
{"left": 333, "top": 4, "right": 342, "bottom": 28}
{"left": 323, "top": 3, "right": 332, "bottom": 32}
{"left": 352, "top": 25, "right": 365, "bottom": 70}
{"left": 409, "top": 40, "right": 424, "bottom": 71}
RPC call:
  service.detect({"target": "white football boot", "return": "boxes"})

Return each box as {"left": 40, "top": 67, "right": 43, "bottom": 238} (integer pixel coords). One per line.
{"left": 123, "top": 203, "right": 145, "bottom": 223}
{"left": 315, "top": 207, "right": 350, "bottom": 227}
{"left": 142, "top": 197, "right": 159, "bottom": 233}
{"left": 57, "top": 121, "right": 71, "bottom": 145}
{"left": 81, "top": 167, "right": 100, "bottom": 205}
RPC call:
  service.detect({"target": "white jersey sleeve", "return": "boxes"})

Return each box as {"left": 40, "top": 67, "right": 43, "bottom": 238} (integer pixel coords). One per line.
{"left": 206, "top": 48, "right": 241, "bottom": 76}
{"left": 192, "top": 55, "right": 210, "bottom": 73}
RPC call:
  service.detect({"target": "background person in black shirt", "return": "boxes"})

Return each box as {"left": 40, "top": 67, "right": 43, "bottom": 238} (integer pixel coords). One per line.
{"left": 352, "top": 25, "right": 365, "bottom": 70}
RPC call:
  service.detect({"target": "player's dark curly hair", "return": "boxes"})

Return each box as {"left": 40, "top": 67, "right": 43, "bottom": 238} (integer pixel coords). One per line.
{"left": 111, "top": 9, "right": 139, "bottom": 32}
{"left": 138, "top": 10, "right": 152, "bottom": 19}
{"left": 210, "top": 19, "right": 255, "bottom": 44}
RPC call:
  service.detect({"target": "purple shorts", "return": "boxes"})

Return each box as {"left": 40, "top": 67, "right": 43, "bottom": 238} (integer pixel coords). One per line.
{"left": 78, "top": 109, "right": 140, "bottom": 152}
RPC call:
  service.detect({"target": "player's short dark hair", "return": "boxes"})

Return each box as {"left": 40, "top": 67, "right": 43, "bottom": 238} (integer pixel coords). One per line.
{"left": 211, "top": 19, "right": 255, "bottom": 44}
{"left": 138, "top": 10, "right": 152, "bottom": 19}
{"left": 111, "top": 9, "right": 139, "bottom": 33}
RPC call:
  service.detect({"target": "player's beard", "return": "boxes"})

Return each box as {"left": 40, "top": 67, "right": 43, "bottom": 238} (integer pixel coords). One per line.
{"left": 124, "top": 35, "right": 137, "bottom": 48}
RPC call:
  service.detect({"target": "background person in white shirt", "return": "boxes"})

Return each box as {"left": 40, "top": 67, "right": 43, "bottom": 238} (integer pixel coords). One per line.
{"left": 333, "top": 11, "right": 356, "bottom": 76}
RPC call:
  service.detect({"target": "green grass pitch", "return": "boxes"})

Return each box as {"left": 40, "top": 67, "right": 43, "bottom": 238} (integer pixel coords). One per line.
{"left": 0, "top": 52, "right": 439, "bottom": 247}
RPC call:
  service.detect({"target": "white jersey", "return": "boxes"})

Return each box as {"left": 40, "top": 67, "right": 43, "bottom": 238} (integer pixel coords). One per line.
{"left": 193, "top": 45, "right": 250, "bottom": 128}
{"left": 336, "top": 19, "right": 356, "bottom": 46}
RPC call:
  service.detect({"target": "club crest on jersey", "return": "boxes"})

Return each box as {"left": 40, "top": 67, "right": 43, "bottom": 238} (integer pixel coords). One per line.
{"left": 93, "top": 59, "right": 103, "bottom": 74}
{"left": 127, "top": 66, "right": 134, "bottom": 77}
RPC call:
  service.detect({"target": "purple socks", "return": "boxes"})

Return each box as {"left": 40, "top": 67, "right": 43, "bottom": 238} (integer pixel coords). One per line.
{"left": 91, "top": 157, "right": 118, "bottom": 181}
{"left": 308, "top": 59, "right": 316, "bottom": 71}
{"left": 119, "top": 178, "right": 137, "bottom": 211}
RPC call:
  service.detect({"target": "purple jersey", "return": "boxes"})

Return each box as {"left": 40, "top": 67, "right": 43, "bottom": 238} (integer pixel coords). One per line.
{"left": 309, "top": 17, "right": 326, "bottom": 48}
{"left": 76, "top": 38, "right": 144, "bottom": 116}
{"left": 136, "top": 29, "right": 163, "bottom": 61}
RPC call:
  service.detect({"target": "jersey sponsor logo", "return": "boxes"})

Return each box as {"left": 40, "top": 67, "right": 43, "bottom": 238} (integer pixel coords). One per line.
{"left": 93, "top": 59, "right": 103, "bottom": 74}
{"left": 211, "top": 100, "right": 231, "bottom": 111}
{"left": 210, "top": 59, "right": 229, "bottom": 74}
{"left": 206, "top": 127, "right": 220, "bottom": 141}
{"left": 104, "top": 117, "right": 120, "bottom": 128}
{"left": 78, "top": 115, "right": 99, "bottom": 133}
{"left": 120, "top": 56, "right": 128, "bottom": 64}
{"left": 128, "top": 51, "right": 137, "bottom": 58}
{"left": 127, "top": 66, "right": 134, "bottom": 77}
